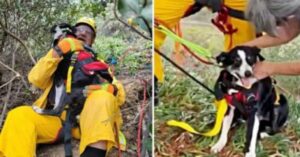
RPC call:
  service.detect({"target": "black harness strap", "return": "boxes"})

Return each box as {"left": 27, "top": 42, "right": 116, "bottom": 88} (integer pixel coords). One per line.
{"left": 183, "top": 0, "right": 205, "bottom": 17}
{"left": 232, "top": 95, "right": 247, "bottom": 115}
{"left": 83, "top": 44, "right": 96, "bottom": 56}
{"left": 184, "top": 0, "right": 246, "bottom": 21}
{"left": 199, "top": 0, "right": 222, "bottom": 13}
{"left": 64, "top": 109, "right": 73, "bottom": 157}
{"left": 78, "top": 58, "right": 95, "bottom": 67}
{"left": 226, "top": 6, "right": 246, "bottom": 20}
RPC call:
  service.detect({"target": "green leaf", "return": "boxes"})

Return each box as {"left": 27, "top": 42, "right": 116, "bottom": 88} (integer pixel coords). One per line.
{"left": 118, "top": 0, "right": 140, "bottom": 17}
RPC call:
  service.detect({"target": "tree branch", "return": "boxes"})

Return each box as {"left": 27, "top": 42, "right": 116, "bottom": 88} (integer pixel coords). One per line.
{"left": 136, "top": 15, "right": 152, "bottom": 38}
{"left": 0, "top": 7, "right": 8, "bottom": 54}
{"left": 0, "top": 75, "right": 18, "bottom": 89}
{"left": 0, "top": 60, "right": 20, "bottom": 77}
{"left": 0, "top": 59, "right": 28, "bottom": 89}
{"left": 0, "top": 50, "right": 15, "bottom": 128}
{"left": 0, "top": 20, "right": 36, "bottom": 64}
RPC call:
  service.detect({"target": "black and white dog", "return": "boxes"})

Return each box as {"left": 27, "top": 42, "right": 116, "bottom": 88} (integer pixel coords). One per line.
{"left": 211, "top": 46, "right": 289, "bottom": 157}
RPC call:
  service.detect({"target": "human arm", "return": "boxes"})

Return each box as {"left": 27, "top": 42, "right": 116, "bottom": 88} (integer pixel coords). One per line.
{"left": 253, "top": 61, "right": 300, "bottom": 80}
{"left": 28, "top": 37, "right": 84, "bottom": 89}
{"left": 28, "top": 49, "right": 62, "bottom": 89}
{"left": 244, "top": 17, "right": 300, "bottom": 48}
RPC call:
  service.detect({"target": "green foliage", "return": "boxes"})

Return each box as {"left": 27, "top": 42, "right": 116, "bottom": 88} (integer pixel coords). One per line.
{"left": 94, "top": 35, "right": 126, "bottom": 59}
{"left": 93, "top": 34, "right": 151, "bottom": 75}
{"left": 117, "top": 0, "right": 152, "bottom": 36}
{"left": 156, "top": 68, "right": 300, "bottom": 156}
{"left": 0, "top": 0, "right": 151, "bottom": 75}
{"left": 144, "top": 121, "right": 153, "bottom": 155}
{"left": 0, "top": 0, "right": 107, "bottom": 59}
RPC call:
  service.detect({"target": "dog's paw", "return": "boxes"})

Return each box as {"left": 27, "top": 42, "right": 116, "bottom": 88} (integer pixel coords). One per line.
{"left": 211, "top": 141, "right": 226, "bottom": 153}
{"left": 260, "top": 132, "right": 270, "bottom": 139}
{"left": 245, "top": 152, "right": 256, "bottom": 157}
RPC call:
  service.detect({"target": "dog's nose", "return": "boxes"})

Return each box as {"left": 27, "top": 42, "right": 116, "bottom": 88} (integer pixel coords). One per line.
{"left": 245, "top": 71, "right": 252, "bottom": 77}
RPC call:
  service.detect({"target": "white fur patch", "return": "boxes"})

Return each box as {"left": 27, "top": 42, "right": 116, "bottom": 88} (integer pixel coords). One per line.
{"left": 228, "top": 89, "right": 239, "bottom": 95}
{"left": 53, "top": 26, "right": 63, "bottom": 40}
{"left": 245, "top": 151, "right": 256, "bottom": 157}
{"left": 54, "top": 84, "right": 64, "bottom": 109}
{"left": 237, "top": 50, "right": 253, "bottom": 78}
{"left": 228, "top": 49, "right": 258, "bottom": 88}
{"left": 246, "top": 114, "right": 260, "bottom": 156}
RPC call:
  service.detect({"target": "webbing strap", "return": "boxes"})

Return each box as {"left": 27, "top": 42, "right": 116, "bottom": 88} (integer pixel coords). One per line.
{"left": 83, "top": 83, "right": 118, "bottom": 97}
{"left": 83, "top": 44, "right": 96, "bottom": 56}
{"left": 183, "top": 0, "right": 204, "bottom": 17}
{"left": 156, "top": 24, "right": 212, "bottom": 59}
{"left": 211, "top": 5, "right": 241, "bottom": 50}
{"left": 66, "top": 52, "right": 79, "bottom": 93}
{"left": 64, "top": 110, "right": 73, "bottom": 157}
{"left": 194, "top": 0, "right": 246, "bottom": 20}
{"left": 227, "top": 6, "right": 246, "bottom": 20}
{"left": 196, "top": 0, "right": 222, "bottom": 13}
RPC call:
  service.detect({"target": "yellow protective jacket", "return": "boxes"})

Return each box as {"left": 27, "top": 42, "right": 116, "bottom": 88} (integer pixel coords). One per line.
{"left": 28, "top": 49, "right": 125, "bottom": 109}
{"left": 154, "top": 0, "right": 256, "bottom": 82}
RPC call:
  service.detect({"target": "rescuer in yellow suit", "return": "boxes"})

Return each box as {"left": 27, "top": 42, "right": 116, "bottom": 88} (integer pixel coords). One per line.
{"left": 154, "top": 0, "right": 257, "bottom": 82}
{"left": 0, "top": 17, "right": 125, "bottom": 157}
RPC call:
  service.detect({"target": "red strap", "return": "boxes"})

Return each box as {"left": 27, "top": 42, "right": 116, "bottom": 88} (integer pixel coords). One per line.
{"left": 77, "top": 51, "right": 93, "bottom": 60}
{"left": 77, "top": 51, "right": 109, "bottom": 73}
{"left": 155, "top": 19, "right": 214, "bottom": 65}
{"left": 211, "top": 5, "right": 238, "bottom": 49}
{"left": 224, "top": 92, "right": 244, "bottom": 106}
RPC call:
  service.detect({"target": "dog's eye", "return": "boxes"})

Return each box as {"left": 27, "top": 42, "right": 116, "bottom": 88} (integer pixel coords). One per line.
{"left": 246, "top": 56, "right": 256, "bottom": 65}
{"left": 233, "top": 58, "right": 241, "bottom": 67}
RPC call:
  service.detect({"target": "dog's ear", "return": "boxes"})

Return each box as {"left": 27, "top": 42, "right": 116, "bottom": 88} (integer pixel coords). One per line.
{"left": 214, "top": 70, "right": 230, "bottom": 100}
{"left": 251, "top": 46, "right": 261, "bottom": 53}
{"left": 59, "top": 23, "right": 71, "bottom": 28}
{"left": 251, "top": 47, "right": 265, "bottom": 61}
{"left": 50, "top": 24, "right": 58, "bottom": 34}
{"left": 257, "top": 53, "right": 265, "bottom": 61}
{"left": 71, "top": 25, "right": 77, "bottom": 37}
{"left": 216, "top": 52, "right": 229, "bottom": 67}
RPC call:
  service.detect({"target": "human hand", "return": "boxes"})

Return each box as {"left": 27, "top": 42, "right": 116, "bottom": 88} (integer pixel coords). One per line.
{"left": 56, "top": 37, "right": 84, "bottom": 55}
{"left": 253, "top": 61, "right": 274, "bottom": 80}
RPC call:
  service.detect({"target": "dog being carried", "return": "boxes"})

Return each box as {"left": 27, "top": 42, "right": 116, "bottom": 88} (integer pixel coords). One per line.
{"left": 211, "top": 46, "right": 289, "bottom": 157}
{"left": 33, "top": 23, "right": 115, "bottom": 116}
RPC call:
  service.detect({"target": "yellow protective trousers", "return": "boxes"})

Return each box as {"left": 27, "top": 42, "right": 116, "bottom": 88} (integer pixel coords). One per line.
{"left": 154, "top": 0, "right": 256, "bottom": 82}
{"left": 0, "top": 106, "right": 62, "bottom": 157}
{"left": 0, "top": 89, "right": 123, "bottom": 157}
